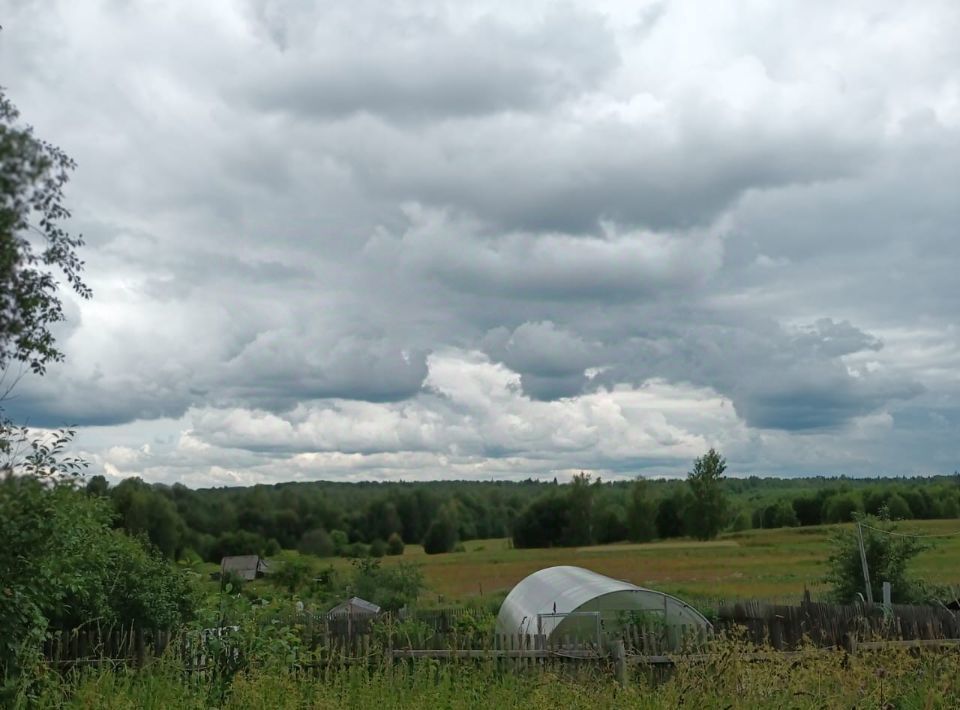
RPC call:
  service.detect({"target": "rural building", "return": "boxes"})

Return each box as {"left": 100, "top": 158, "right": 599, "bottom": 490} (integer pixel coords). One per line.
{"left": 327, "top": 597, "right": 381, "bottom": 616}
{"left": 496, "top": 566, "right": 711, "bottom": 643}
{"left": 219, "top": 555, "right": 271, "bottom": 581}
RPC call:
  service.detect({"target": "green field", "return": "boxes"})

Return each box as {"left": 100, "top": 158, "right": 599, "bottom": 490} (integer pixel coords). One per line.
{"left": 230, "top": 518, "right": 960, "bottom": 607}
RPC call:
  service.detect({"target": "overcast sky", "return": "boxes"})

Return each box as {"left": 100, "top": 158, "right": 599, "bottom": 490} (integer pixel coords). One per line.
{"left": 3, "top": 1, "right": 959, "bottom": 486}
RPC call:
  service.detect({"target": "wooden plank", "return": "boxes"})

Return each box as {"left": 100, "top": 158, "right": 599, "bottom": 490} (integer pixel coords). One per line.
{"left": 389, "top": 649, "right": 560, "bottom": 659}
{"left": 858, "top": 638, "right": 960, "bottom": 650}
{"left": 624, "top": 649, "right": 833, "bottom": 666}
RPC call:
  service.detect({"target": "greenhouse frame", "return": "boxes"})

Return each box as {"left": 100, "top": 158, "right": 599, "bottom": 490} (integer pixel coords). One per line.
{"left": 496, "top": 566, "right": 712, "bottom": 643}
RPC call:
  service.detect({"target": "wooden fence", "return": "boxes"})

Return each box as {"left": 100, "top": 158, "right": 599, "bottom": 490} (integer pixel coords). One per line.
{"left": 40, "top": 599, "right": 960, "bottom": 679}
{"left": 715, "top": 597, "right": 960, "bottom": 650}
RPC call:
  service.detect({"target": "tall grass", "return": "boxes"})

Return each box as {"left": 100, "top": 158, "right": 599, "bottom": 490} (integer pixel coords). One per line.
{"left": 23, "top": 637, "right": 960, "bottom": 709}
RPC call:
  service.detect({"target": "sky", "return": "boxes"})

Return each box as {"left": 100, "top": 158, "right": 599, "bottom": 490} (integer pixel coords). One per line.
{"left": 2, "top": 0, "right": 959, "bottom": 486}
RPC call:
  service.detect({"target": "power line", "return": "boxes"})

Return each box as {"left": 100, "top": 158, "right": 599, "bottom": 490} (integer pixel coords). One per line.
{"left": 858, "top": 522, "right": 960, "bottom": 539}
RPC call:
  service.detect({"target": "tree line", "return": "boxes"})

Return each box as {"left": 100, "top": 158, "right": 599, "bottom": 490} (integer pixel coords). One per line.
{"left": 82, "top": 452, "right": 960, "bottom": 560}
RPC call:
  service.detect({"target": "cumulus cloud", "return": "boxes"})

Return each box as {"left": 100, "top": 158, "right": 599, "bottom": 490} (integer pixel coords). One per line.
{"left": 2, "top": 0, "right": 958, "bottom": 482}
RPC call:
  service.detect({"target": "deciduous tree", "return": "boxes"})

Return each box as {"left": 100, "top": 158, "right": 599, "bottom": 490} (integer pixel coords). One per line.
{"left": 684, "top": 448, "right": 728, "bottom": 540}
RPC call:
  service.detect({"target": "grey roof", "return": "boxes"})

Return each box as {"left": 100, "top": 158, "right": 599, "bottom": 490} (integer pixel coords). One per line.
{"left": 328, "top": 596, "right": 381, "bottom": 616}
{"left": 496, "top": 565, "right": 711, "bottom": 637}
{"left": 220, "top": 555, "right": 270, "bottom": 581}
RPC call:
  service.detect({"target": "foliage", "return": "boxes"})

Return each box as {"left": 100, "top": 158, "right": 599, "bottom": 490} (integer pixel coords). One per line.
{"left": 592, "top": 502, "right": 628, "bottom": 544}
{"left": 822, "top": 492, "right": 861, "bottom": 523}
{"left": 655, "top": 489, "right": 688, "bottom": 538}
{"left": 369, "top": 538, "right": 387, "bottom": 558}
{"left": 330, "top": 529, "right": 349, "bottom": 554}
{"left": 625, "top": 478, "right": 657, "bottom": 542}
{"left": 0, "top": 475, "right": 193, "bottom": 687}
{"left": 512, "top": 473, "right": 600, "bottom": 548}
{"left": 386, "top": 532, "right": 404, "bottom": 556}
{"left": 25, "top": 635, "right": 960, "bottom": 709}
{"left": 422, "top": 504, "right": 459, "bottom": 554}
{"left": 45, "top": 472, "right": 960, "bottom": 562}
{"left": 824, "top": 510, "right": 931, "bottom": 603}
{"left": 562, "top": 472, "right": 597, "bottom": 546}
{"left": 297, "top": 528, "right": 335, "bottom": 558}
{"left": 0, "top": 88, "right": 90, "bottom": 377}
{"left": 757, "top": 499, "right": 799, "bottom": 529}
{"left": 685, "top": 448, "right": 728, "bottom": 540}
{"left": 511, "top": 494, "right": 570, "bottom": 548}
{"left": 273, "top": 558, "right": 312, "bottom": 594}
{"left": 110, "top": 477, "right": 186, "bottom": 558}
{"left": 348, "top": 559, "right": 424, "bottom": 612}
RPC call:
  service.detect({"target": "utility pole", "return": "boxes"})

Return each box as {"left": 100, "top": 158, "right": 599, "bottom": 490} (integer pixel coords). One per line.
{"left": 856, "top": 521, "right": 874, "bottom": 604}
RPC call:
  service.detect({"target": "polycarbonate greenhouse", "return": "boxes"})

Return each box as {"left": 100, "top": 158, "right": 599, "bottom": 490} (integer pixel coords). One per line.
{"left": 496, "top": 566, "right": 711, "bottom": 642}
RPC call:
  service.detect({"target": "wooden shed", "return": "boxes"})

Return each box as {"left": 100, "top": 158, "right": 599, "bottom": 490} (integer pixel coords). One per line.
{"left": 220, "top": 555, "right": 270, "bottom": 581}
{"left": 327, "top": 597, "right": 381, "bottom": 616}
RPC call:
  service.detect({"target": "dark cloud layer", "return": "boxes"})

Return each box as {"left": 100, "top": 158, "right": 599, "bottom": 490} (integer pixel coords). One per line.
{"left": 2, "top": 0, "right": 959, "bottom": 483}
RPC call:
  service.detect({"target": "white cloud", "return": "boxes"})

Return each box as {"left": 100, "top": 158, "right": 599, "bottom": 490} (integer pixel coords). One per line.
{"left": 3, "top": 0, "right": 959, "bottom": 482}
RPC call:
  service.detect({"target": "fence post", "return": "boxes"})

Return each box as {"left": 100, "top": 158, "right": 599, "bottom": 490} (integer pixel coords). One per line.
{"left": 135, "top": 627, "right": 146, "bottom": 667}
{"left": 612, "top": 638, "right": 627, "bottom": 688}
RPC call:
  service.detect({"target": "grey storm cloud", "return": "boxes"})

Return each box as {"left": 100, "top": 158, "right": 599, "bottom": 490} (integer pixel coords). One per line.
{"left": 243, "top": 3, "right": 619, "bottom": 120}
{"left": 2, "top": 0, "right": 959, "bottom": 483}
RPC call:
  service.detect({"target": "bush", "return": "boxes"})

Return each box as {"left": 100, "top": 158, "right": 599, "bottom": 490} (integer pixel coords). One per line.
{"left": 511, "top": 495, "right": 569, "bottom": 548}
{"left": 729, "top": 510, "right": 752, "bottom": 532}
{"left": 762, "top": 500, "right": 799, "bottom": 528}
{"left": 329, "top": 530, "right": 349, "bottom": 555}
{"left": 656, "top": 490, "right": 688, "bottom": 538}
{"left": 350, "top": 559, "right": 424, "bottom": 611}
{"left": 825, "top": 510, "right": 931, "bottom": 603}
{"left": 885, "top": 493, "right": 913, "bottom": 520}
{"left": 298, "top": 528, "right": 335, "bottom": 558}
{"left": 386, "top": 532, "right": 404, "bottom": 556}
{"left": 0, "top": 476, "right": 194, "bottom": 680}
{"left": 595, "top": 504, "right": 628, "bottom": 544}
{"left": 822, "top": 492, "right": 862, "bottom": 523}
{"left": 274, "top": 557, "right": 312, "bottom": 593}
{"left": 422, "top": 506, "right": 458, "bottom": 554}
{"left": 343, "top": 542, "right": 370, "bottom": 559}
{"left": 792, "top": 495, "right": 823, "bottom": 526}
{"left": 369, "top": 539, "right": 387, "bottom": 558}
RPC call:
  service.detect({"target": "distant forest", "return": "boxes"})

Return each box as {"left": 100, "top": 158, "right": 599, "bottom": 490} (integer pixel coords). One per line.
{"left": 84, "top": 473, "right": 960, "bottom": 562}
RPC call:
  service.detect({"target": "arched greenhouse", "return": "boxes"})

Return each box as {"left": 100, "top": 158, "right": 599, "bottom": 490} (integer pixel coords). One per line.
{"left": 496, "top": 566, "right": 711, "bottom": 643}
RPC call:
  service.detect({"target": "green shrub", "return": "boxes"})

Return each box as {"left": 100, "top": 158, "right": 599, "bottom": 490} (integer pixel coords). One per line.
{"left": 298, "top": 528, "right": 335, "bottom": 558}
{"left": 825, "top": 510, "right": 930, "bottom": 603}
{"left": 0, "top": 475, "right": 193, "bottom": 684}
{"left": 386, "top": 532, "right": 405, "bottom": 556}
{"left": 422, "top": 506, "right": 458, "bottom": 554}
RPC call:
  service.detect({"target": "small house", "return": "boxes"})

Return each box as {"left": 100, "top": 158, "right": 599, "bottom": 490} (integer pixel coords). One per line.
{"left": 219, "top": 555, "right": 271, "bottom": 581}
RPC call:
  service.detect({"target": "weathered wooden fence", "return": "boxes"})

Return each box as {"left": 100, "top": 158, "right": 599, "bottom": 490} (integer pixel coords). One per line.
{"left": 715, "top": 597, "right": 960, "bottom": 650}
{"left": 42, "top": 626, "right": 174, "bottom": 668}
{"left": 41, "top": 599, "right": 960, "bottom": 680}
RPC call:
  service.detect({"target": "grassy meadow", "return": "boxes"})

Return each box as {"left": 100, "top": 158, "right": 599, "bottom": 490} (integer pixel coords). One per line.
{"left": 229, "top": 518, "right": 960, "bottom": 607}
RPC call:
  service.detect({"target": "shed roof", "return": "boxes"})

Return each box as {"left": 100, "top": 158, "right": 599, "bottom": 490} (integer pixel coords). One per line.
{"left": 328, "top": 597, "right": 381, "bottom": 615}
{"left": 220, "top": 555, "right": 270, "bottom": 581}
{"left": 496, "top": 565, "right": 710, "bottom": 636}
